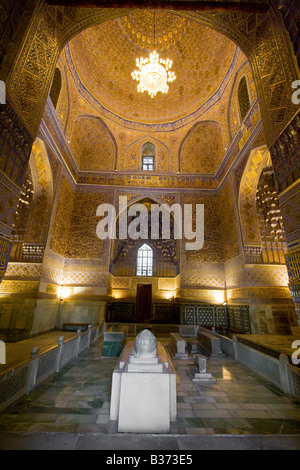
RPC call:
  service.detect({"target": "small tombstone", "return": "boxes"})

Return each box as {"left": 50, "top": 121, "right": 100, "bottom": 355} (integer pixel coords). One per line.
{"left": 194, "top": 354, "right": 207, "bottom": 374}
{"left": 190, "top": 354, "right": 216, "bottom": 384}
{"left": 187, "top": 341, "right": 198, "bottom": 354}
{"left": 170, "top": 333, "right": 188, "bottom": 359}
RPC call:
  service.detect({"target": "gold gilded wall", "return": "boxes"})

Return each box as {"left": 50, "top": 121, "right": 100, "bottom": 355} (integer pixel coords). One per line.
{"left": 180, "top": 122, "right": 225, "bottom": 174}
{"left": 181, "top": 195, "right": 223, "bottom": 263}
{"left": 24, "top": 139, "right": 53, "bottom": 245}
{"left": 181, "top": 184, "right": 239, "bottom": 265}
{"left": 50, "top": 176, "right": 75, "bottom": 257}
{"left": 219, "top": 179, "right": 240, "bottom": 262}
{"left": 50, "top": 177, "right": 113, "bottom": 260}
{"left": 67, "top": 191, "right": 109, "bottom": 259}
{"left": 69, "top": 116, "right": 117, "bottom": 171}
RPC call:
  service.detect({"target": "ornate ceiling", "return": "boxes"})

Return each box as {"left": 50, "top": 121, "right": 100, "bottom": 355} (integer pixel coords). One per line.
{"left": 67, "top": 11, "right": 238, "bottom": 125}
{"left": 51, "top": 10, "right": 256, "bottom": 177}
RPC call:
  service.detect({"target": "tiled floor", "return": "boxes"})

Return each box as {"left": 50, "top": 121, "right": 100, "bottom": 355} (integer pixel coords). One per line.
{"left": 0, "top": 336, "right": 300, "bottom": 440}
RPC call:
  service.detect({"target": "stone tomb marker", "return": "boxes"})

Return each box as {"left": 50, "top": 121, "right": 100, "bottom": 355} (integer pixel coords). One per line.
{"left": 102, "top": 324, "right": 128, "bottom": 357}
{"left": 190, "top": 353, "right": 216, "bottom": 384}
{"left": 169, "top": 332, "right": 189, "bottom": 359}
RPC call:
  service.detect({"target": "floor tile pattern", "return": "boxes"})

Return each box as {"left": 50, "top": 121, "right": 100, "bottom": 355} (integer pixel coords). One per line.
{"left": 0, "top": 337, "right": 300, "bottom": 437}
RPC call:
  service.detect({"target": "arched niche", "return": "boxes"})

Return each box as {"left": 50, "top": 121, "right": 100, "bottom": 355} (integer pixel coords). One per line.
{"left": 179, "top": 121, "right": 225, "bottom": 174}
{"left": 124, "top": 137, "right": 170, "bottom": 172}
{"left": 69, "top": 115, "right": 117, "bottom": 171}
{"left": 227, "top": 62, "right": 258, "bottom": 141}
{"left": 10, "top": 137, "right": 53, "bottom": 262}
{"left": 110, "top": 196, "right": 180, "bottom": 278}
{"left": 26, "top": 138, "right": 54, "bottom": 245}
{"left": 238, "top": 146, "right": 271, "bottom": 248}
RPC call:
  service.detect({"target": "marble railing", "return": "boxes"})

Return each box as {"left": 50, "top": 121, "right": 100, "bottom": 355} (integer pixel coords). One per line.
{"left": 211, "top": 329, "right": 300, "bottom": 399}
{"left": 0, "top": 325, "right": 100, "bottom": 412}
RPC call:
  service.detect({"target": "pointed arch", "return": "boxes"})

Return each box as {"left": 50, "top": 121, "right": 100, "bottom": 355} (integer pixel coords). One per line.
{"left": 142, "top": 142, "right": 155, "bottom": 171}
{"left": 10, "top": 137, "right": 54, "bottom": 262}
{"left": 69, "top": 115, "right": 117, "bottom": 171}
{"left": 5, "top": 4, "right": 298, "bottom": 149}
{"left": 124, "top": 136, "right": 170, "bottom": 172}
{"left": 238, "top": 146, "right": 271, "bottom": 247}
{"left": 179, "top": 120, "right": 225, "bottom": 174}
{"left": 110, "top": 195, "right": 180, "bottom": 277}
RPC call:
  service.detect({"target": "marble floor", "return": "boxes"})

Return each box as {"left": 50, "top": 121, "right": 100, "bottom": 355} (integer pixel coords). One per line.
{"left": 0, "top": 335, "right": 300, "bottom": 444}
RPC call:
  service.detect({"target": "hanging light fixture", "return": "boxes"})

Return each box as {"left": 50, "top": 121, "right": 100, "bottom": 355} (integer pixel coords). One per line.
{"left": 131, "top": 11, "right": 176, "bottom": 98}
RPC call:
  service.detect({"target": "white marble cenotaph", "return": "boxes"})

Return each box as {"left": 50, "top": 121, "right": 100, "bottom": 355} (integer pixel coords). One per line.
{"left": 109, "top": 329, "right": 177, "bottom": 433}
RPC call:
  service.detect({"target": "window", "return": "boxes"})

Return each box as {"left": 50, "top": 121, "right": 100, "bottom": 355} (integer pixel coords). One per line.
{"left": 137, "top": 244, "right": 153, "bottom": 276}
{"left": 142, "top": 142, "right": 155, "bottom": 171}
{"left": 238, "top": 76, "right": 250, "bottom": 122}
{"left": 142, "top": 156, "right": 154, "bottom": 171}
{"left": 50, "top": 68, "right": 62, "bottom": 109}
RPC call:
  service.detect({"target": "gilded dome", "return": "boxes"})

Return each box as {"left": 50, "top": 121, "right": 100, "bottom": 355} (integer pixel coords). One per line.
{"left": 67, "top": 11, "right": 237, "bottom": 126}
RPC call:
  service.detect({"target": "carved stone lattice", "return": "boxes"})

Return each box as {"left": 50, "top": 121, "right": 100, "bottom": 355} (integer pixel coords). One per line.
{"left": 256, "top": 165, "right": 286, "bottom": 264}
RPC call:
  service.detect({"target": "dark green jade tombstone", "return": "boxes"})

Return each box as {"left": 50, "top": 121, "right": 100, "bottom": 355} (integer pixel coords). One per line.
{"left": 102, "top": 325, "right": 128, "bottom": 357}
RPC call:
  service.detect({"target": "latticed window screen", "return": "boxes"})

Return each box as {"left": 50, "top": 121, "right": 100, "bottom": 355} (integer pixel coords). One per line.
{"left": 142, "top": 156, "right": 154, "bottom": 171}
{"left": 137, "top": 244, "right": 153, "bottom": 276}
{"left": 256, "top": 165, "right": 286, "bottom": 264}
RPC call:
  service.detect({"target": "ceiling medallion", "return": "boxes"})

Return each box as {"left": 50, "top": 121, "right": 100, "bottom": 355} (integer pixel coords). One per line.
{"left": 131, "top": 50, "right": 176, "bottom": 98}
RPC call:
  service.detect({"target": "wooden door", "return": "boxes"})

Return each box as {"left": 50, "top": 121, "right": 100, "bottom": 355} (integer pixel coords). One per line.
{"left": 136, "top": 284, "right": 152, "bottom": 323}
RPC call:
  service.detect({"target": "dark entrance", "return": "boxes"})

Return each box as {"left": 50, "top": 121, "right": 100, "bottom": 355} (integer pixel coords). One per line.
{"left": 136, "top": 284, "right": 152, "bottom": 322}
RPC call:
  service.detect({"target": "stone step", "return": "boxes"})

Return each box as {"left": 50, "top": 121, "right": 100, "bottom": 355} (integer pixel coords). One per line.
{"left": 0, "top": 432, "right": 299, "bottom": 450}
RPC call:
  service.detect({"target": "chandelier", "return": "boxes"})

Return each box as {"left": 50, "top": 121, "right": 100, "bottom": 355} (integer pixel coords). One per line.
{"left": 131, "top": 50, "right": 176, "bottom": 98}
{"left": 131, "top": 11, "right": 176, "bottom": 98}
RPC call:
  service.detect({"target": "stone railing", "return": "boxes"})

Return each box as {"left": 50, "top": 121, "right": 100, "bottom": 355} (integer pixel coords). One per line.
{"left": 0, "top": 325, "right": 100, "bottom": 412}
{"left": 211, "top": 329, "right": 300, "bottom": 399}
